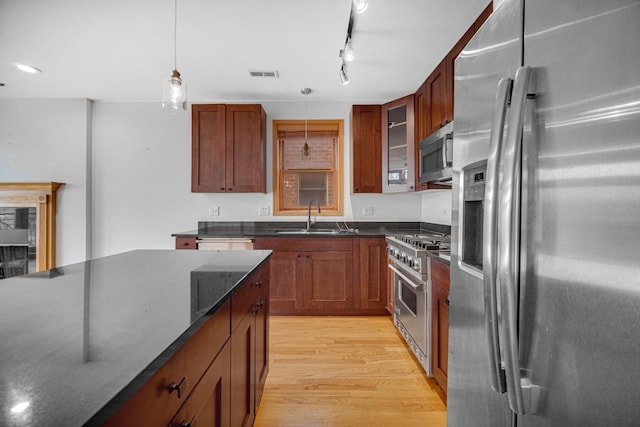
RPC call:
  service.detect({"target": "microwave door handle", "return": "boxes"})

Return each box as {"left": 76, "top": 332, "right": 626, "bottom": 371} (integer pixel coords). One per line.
{"left": 445, "top": 132, "right": 453, "bottom": 167}
{"left": 483, "top": 77, "right": 512, "bottom": 395}
{"left": 498, "top": 66, "right": 533, "bottom": 416}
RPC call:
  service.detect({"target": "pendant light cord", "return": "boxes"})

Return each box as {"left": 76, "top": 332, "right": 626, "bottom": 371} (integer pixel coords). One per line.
{"left": 173, "top": 0, "right": 178, "bottom": 71}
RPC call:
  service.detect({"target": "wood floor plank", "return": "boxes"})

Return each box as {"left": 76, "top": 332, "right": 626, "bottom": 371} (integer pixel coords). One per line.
{"left": 254, "top": 316, "right": 447, "bottom": 427}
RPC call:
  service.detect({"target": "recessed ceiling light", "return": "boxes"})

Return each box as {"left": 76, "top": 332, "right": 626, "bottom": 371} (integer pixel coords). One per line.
{"left": 16, "top": 63, "right": 42, "bottom": 74}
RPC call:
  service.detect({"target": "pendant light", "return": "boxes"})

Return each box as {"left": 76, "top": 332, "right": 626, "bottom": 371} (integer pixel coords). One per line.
{"left": 301, "top": 88, "right": 312, "bottom": 157}
{"left": 162, "top": 0, "right": 187, "bottom": 114}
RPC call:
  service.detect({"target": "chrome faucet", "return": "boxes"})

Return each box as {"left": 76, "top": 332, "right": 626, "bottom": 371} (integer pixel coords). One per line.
{"left": 307, "top": 199, "right": 321, "bottom": 231}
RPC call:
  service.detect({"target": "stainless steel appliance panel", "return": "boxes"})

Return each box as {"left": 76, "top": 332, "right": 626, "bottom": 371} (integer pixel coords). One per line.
{"left": 517, "top": 0, "right": 640, "bottom": 424}
{"left": 448, "top": 0, "right": 522, "bottom": 425}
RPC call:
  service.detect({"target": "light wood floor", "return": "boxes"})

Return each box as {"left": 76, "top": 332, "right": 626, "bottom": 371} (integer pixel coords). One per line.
{"left": 254, "top": 316, "right": 447, "bottom": 427}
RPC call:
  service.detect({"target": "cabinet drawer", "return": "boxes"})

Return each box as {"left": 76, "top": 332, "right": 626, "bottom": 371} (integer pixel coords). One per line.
{"left": 254, "top": 236, "right": 353, "bottom": 252}
{"left": 232, "top": 266, "right": 268, "bottom": 332}
{"left": 176, "top": 237, "right": 197, "bottom": 250}
{"left": 103, "top": 300, "right": 231, "bottom": 426}
{"left": 431, "top": 258, "right": 450, "bottom": 291}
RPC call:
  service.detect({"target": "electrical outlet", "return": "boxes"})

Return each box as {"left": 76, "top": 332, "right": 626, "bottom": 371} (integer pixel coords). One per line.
{"left": 259, "top": 206, "right": 270, "bottom": 216}
{"left": 209, "top": 206, "right": 220, "bottom": 216}
{"left": 363, "top": 206, "right": 374, "bottom": 217}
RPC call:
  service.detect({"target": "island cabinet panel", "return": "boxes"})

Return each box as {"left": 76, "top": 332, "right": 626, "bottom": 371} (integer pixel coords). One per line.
{"left": 169, "top": 341, "right": 231, "bottom": 427}
{"left": 351, "top": 105, "right": 382, "bottom": 193}
{"left": 230, "top": 261, "right": 270, "bottom": 426}
{"left": 355, "top": 237, "right": 388, "bottom": 311}
{"left": 102, "top": 299, "right": 232, "bottom": 427}
{"left": 254, "top": 237, "right": 387, "bottom": 315}
{"left": 192, "top": 104, "right": 266, "bottom": 193}
{"left": 430, "top": 258, "right": 450, "bottom": 394}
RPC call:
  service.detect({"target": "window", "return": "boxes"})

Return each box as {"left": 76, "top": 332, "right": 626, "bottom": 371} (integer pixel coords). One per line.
{"left": 273, "top": 120, "right": 343, "bottom": 215}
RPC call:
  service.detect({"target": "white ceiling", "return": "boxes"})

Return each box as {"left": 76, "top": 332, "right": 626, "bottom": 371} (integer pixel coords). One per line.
{"left": 0, "top": 0, "right": 491, "bottom": 104}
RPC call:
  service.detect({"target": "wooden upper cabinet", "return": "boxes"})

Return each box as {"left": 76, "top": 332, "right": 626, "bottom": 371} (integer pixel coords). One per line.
{"left": 425, "top": 60, "right": 449, "bottom": 136}
{"left": 192, "top": 104, "right": 266, "bottom": 193}
{"left": 382, "top": 94, "right": 415, "bottom": 193}
{"left": 351, "top": 105, "right": 382, "bottom": 193}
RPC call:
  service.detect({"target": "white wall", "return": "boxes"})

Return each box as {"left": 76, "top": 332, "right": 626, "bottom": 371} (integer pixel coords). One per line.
{"left": 0, "top": 99, "right": 90, "bottom": 266}
{"left": 91, "top": 101, "right": 424, "bottom": 257}
{"left": 2, "top": 99, "right": 451, "bottom": 262}
{"left": 421, "top": 190, "right": 452, "bottom": 226}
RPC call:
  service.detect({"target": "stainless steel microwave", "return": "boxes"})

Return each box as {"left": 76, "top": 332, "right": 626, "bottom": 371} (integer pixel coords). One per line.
{"left": 419, "top": 121, "right": 454, "bottom": 184}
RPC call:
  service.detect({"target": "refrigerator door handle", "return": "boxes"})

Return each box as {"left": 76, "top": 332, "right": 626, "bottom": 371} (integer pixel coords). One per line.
{"left": 483, "top": 77, "right": 512, "bottom": 395}
{"left": 498, "top": 66, "right": 533, "bottom": 415}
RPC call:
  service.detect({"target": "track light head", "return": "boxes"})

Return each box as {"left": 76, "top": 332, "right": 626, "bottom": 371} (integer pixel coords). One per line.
{"left": 339, "top": 63, "right": 350, "bottom": 85}
{"left": 353, "top": 0, "right": 368, "bottom": 14}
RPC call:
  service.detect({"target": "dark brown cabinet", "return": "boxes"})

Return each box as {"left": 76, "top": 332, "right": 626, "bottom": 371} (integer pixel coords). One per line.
{"left": 425, "top": 60, "right": 449, "bottom": 137}
{"left": 230, "top": 262, "right": 270, "bottom": 427}
{"left": 430, "top": 258, "right": 450, "bottom": 394}
{"left": 103, "top": 260, "right": 270, "bottom": 427}
{"left": 169, "top": 342, "right": 231, "bottom": 427}
{"left": 192, "top": 104, "right": 266, "bottom": 193}
{"left": 175, "top": 236, "right": 197, "bottom": 250}
{"left": 103, "top": 301, "right": 232, "bottom": 426}
{"left": 382, "top": 94, "right": 415, "bottom": 193}
{"left": 351, "top": 105, "right": 382, "bottom": 193}
{"left": 356, "top": 237, "right": 388, "bottom": 311}
{"left": 414, "top": 2, "right": 493, "bottom": 192}
{"left": 254, "top": 237, "right": 387, "bottom": 315}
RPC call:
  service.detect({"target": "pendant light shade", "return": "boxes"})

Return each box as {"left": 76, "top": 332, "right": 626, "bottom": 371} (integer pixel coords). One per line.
{"left": 162, "top": 69, "right": 187, "bottom": 113}
{"left": 162, "top": 0, "right": 187, "bottom": 114}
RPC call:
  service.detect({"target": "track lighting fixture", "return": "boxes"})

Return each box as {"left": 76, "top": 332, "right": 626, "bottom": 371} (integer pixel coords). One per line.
{"left": 162, "top": 0, "right": 187, "bottom": 114}
{"left": 339, "top": 62, "right": 350, "bottom": 85}
{"left": 338, "top": 0, "right": 366, "bottom": 85}
{"left": 342, "top": 38, "right": 355, "bottom": 62}
{"left": 353, "top": 0, "right": 369, "bottom": 14}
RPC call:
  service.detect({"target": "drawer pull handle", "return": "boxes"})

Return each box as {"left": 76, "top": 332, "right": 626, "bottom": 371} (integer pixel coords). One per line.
{"left": 181, "top": 415, "right": 196, "bottom": 427}
{"left": 168, "top": 377, "right": 186, "bottom": 399}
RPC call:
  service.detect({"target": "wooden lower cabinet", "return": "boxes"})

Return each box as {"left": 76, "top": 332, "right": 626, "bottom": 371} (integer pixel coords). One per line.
{"left": 303, "top": 251, "right": 354, "bottom": 310}
{"left": 230, "top": 263, "right": 270, "bottom": 427}
{"left": 430, "top": 257, "right": 450, "bottom": 394}
{"left": 169, "top": 342, "right": 231, "bottom": 427}
{"left": 357, "top": 237, "right": 388, "bottom": 311}
{"left": 253, "top": 237, "right": 387, "bottom": 315}
{"left": 175, "top": 236, "right": 197, "bottom": 249}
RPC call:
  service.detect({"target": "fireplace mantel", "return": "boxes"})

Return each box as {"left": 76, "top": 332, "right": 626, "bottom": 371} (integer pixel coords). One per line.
{"left": 0, "top": 182, "right": 64, "bottom": 271}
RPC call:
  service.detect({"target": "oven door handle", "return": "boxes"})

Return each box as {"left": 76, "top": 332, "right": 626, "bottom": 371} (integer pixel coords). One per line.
{"left": 389, "top": 265, "right": 423, "bottom": 291}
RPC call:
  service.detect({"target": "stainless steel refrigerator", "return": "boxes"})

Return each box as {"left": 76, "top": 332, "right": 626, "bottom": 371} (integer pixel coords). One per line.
{"left": 448, "top": 0, "right": 640, "bottom": 425}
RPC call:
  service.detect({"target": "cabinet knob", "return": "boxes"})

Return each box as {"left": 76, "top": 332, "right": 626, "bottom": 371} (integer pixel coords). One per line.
{"left": 255, "top": 281, "right": 263, "bottom": 288}
{"left": 168, "top": 376, "right": 186, "bottom": 399}
{"left": 220, "top": 187, "right": 225, "bottom": 191}
{"left": 355, "top": 188, "right": 359, "bottom": 193}
{"left": 446, "top": 297, "right": 450, "bottom": 306}
{"left": 228, "top": 188, "right": 233, "bottom": 191}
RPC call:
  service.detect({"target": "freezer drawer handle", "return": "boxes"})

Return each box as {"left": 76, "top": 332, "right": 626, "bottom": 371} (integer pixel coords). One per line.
{"left": 498, "top": 65, "right": 534, "bottom": 416}
{"left": 483, "top": 76, "right": 512, "bottom": 395}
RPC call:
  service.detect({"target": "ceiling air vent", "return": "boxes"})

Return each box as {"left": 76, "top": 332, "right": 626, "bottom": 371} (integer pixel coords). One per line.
{"left": 249, "top": 70, "right": 280, "bottom": 78}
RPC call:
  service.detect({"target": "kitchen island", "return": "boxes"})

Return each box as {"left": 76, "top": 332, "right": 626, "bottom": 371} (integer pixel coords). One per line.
{"left": 0, "top": 249, "right": 271, "bottom": 426}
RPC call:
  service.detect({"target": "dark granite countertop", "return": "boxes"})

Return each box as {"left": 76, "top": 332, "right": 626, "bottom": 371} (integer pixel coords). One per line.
{"left": 172, "top": 221, "right": 451, "bottom": 239}
{"left": 0, "top": 249, "right": 271, "bottom": 426}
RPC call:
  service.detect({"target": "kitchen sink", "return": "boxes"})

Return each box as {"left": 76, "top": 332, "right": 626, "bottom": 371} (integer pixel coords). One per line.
{"left": 275, "top": 229, "right": 342, "bottom": 235}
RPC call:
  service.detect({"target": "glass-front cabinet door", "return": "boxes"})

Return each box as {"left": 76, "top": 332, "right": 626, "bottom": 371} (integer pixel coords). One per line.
{"left": 382, "top": 94, "right": 415, "bottom": 193}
